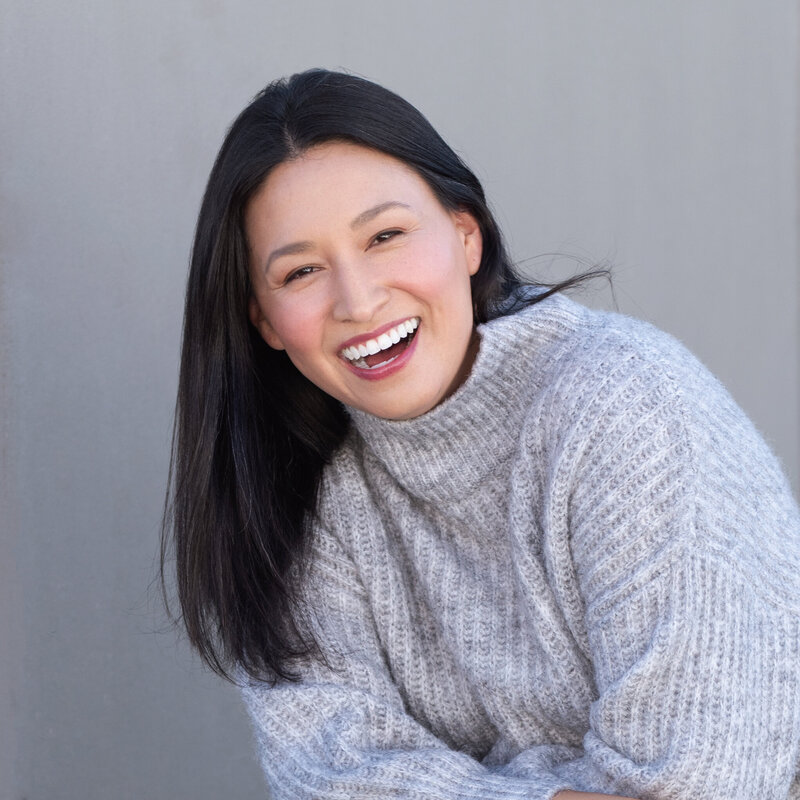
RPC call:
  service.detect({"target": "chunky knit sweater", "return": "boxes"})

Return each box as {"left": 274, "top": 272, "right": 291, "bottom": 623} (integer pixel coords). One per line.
{"left": 242, "top": 293, "right": 800, "bottom": 800}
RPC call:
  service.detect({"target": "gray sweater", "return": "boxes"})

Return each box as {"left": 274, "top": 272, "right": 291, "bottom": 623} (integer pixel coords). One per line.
{"left": 242, "top": 293, "right": 800, "bottom": 799}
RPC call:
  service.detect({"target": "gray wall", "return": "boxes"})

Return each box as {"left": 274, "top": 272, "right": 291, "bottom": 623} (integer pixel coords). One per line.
{"left": 2, "top": 2, "right": 797, "bottom": 798}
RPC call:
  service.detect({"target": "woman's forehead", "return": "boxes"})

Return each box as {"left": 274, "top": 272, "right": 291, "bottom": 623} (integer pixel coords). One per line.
{"left": 247, "top": 142, "right": 438, "bottom": 236}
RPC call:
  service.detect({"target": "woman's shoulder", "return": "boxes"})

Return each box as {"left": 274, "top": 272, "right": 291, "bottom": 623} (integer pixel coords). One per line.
{"left": 520, "top": 293, "right": 799, "bottom": 582}
{"left": 510, "top": 292, "right": 785, "bottom": 482}
{"left": 502, "top": 291, "right": 738, "bottom": 419}
{"left": 497, "top": 290, "right": 704, "bottom": 374}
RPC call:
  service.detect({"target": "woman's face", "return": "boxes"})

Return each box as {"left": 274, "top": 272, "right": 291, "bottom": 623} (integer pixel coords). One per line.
{"left": 246, "top": 141, "right": 482, "bottom": 420}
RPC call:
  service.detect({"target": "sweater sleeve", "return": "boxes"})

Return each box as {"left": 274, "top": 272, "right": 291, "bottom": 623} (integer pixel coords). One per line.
{"left": 519, "top": 327, "right": 800, "bottom": 799}
{"left": 240, "top": 526, "right": 573, "bottom": 800}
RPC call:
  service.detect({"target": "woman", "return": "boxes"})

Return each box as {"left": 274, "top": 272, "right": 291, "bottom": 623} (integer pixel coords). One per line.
{"left": 163, "top": 69, "right": 800, "bottom": 799}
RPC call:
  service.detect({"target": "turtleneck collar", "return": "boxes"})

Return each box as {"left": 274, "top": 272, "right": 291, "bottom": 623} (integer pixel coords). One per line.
{"left": 346, "top": 294, "right": 573, "bottom": 503}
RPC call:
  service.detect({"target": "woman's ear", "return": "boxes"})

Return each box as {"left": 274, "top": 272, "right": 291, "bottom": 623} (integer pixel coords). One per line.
{"left": 452, "top": 210, "right": 483, "bottom": 276}
{"left": 248, "top": 296, "right": 286, "bottom": 351}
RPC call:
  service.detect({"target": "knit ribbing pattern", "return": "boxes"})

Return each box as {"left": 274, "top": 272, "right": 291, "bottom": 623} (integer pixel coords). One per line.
{"left": 242, "top": 294, "right": 800, "bottom": 799}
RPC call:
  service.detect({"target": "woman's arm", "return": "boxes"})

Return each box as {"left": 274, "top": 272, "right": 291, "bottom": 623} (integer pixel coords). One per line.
{"left": 514, "top": 322, "right": 800, "bottom": 799}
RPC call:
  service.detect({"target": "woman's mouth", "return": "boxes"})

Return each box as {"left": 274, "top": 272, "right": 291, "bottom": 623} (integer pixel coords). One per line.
{"left": 340, "top": 317, "right": 420, "bottom": 370}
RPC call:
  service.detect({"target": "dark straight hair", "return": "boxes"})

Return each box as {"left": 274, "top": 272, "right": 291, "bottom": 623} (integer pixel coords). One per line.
{"left": 162, "top": 68, "right": 598, "bottom": 683}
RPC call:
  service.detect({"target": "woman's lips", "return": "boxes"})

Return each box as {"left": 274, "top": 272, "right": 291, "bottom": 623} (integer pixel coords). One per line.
{"left": 339, "top": 317, "right": 420, "bottom": 366}
{"left": 340, "top": 318, "right": 421, "bottom": 380}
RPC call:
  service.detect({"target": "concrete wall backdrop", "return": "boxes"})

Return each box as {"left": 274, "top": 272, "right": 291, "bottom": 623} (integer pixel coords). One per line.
{"left": 1, "top": 2, "right": 798, "bottom": 798}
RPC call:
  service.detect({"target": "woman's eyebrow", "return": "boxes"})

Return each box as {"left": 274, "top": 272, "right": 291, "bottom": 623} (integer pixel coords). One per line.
{"left": 350, "top": 201, "right": 411, "bottom": 230}
{"left": 264, "top": 241, "right": 314, "bottom": 274}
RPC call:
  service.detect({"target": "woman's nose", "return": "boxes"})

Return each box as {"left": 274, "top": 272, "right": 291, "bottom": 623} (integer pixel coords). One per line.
{"left": 331, "top": 261, "right": 389, "bottom": 323}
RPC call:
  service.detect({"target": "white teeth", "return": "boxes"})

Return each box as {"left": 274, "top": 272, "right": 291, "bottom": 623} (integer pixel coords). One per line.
{"left": 341, "top": 317, "right": 420, "bottom": 363}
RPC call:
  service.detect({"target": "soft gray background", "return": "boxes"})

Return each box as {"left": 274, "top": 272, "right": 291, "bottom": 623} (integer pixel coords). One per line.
{"left": 2, "top": 2, "right": 798, "bottom": 798}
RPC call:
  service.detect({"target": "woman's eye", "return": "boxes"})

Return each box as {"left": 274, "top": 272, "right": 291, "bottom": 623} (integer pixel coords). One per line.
{"left": 371, "top": 229, "right": 402, "bottom": 246}
{"left": 284, "top": 265, "right": 317, "bottom": 284}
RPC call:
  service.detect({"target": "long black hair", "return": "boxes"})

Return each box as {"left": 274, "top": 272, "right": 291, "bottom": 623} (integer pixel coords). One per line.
{"left": 162, "top": 69, "right": 598, "bottom": 683}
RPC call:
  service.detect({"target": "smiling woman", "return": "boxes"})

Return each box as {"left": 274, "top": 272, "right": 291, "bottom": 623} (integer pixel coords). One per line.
{"left": 162, "top": 70, "right": 800, "bottom": 800}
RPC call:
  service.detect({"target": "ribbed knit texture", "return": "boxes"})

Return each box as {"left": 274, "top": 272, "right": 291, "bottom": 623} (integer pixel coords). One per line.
{"left": 242, "top": 294, "right": 800, "bottom": 799}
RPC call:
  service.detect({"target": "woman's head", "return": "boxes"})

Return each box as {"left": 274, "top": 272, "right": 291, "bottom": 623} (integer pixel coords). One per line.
{"left": 191, "top": 71, "right": 516, "bottom": 351}
{"left": 184, "top": 68, "right": 521, "bottom": 426}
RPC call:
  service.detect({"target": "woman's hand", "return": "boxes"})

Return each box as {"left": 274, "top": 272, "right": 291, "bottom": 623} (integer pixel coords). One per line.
{"left": 553, "top": 792, "right": 638, "bottom": 800}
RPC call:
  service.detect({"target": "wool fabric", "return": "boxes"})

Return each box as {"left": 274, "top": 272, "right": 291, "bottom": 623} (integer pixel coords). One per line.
{"left": 242, "top": 293, "right": 800, "bottom": 799}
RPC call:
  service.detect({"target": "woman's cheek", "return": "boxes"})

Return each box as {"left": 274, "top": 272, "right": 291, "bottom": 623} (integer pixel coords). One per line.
{"left": 279, "top": 295, "right": 329, "bottom": 354}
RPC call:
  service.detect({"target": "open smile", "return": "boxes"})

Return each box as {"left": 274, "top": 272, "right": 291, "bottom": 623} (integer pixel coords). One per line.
{"left": 340, "top": 317, "right": 420, "bottom": 370}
